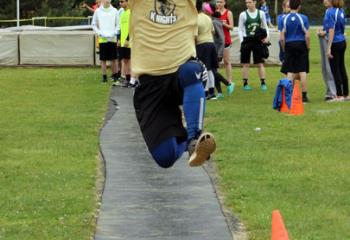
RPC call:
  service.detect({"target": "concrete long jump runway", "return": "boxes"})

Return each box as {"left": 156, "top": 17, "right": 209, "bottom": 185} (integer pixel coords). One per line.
{"left": 94, "top": 87, "right": 233, "bottom": 240}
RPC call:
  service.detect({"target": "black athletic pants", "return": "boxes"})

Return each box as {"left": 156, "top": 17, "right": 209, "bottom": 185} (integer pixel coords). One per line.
{"left": 213, "top": 69, "right": 230, "bottom": 94}
{"left": 329, "top": 41, "right": 349, "bottom": 96}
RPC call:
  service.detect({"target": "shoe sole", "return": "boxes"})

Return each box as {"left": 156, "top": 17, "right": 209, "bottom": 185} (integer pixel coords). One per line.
{"left": 188, "top": 133, "right": 216, "bottom": 167}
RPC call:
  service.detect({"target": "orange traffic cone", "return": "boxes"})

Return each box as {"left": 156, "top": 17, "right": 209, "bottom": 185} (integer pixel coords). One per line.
{"left": 280, "top": 88, "right": 289, "bottom": 113}
{"left": 289, "top": 80, "right": 304, "bottom": 115}
{"left": 271, "top": 210, "right": 289, "bottom": 240}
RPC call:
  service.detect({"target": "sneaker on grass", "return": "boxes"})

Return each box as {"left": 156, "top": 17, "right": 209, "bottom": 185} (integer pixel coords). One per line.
{"left": 243, "top": 85, "right": 252, "bottom": 91}
{"left": 226, "top": 82, "right": 235, "bottom": 95}
{"left": 217, "top": 93, "right": 224, "bottom": 99}
{"left": 260, "top": 84, "right": 268, "bottom": 91}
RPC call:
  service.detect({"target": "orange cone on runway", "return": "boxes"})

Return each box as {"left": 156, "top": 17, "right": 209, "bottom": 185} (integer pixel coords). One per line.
{"left": 280, "top": 88, "right": 289, "bottom": 113}
{"left": 271, "top": 210, "right": 289, "bottom": 240}
{"left": 289, "top": 80, "right": 304, "bottom": 115}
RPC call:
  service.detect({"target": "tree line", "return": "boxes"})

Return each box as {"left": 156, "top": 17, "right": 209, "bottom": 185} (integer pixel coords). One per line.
{"left": 0, "top": 0, "right": 349, "bottom": 23}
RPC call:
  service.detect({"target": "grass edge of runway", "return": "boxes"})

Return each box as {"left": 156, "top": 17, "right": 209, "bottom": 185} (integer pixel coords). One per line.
{"left": 205, "top": 31, "right": 350, "bottom": 240}
{"left": 0, "top": 67, "right": 110, "bottom": 240}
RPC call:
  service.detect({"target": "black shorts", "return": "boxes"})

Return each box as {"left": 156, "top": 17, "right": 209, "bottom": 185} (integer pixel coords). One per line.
{"left": 99, "top": 42, "right": 117, "bottom": 61}
{"left": 240, "top": 37, "right": 264, "bottom": 64}
{"left": 196, "top": 42, "right": 218, "bottom": 70}
{"left": 282, "top": 41, "right": 309, "bottom": 73}
{"left": 119, "top": 47, "right": 131, "bottom": 60}
{"left": 134, "top": 72, "right": 187, "bottom": 151}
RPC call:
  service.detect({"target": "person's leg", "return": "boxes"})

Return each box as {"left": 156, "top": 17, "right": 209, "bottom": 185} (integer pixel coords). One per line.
{"left": 329, "top": 43, "right": 343, "bottom": 97}
{"left": 242, "top": 63, "right": 250, "bottom": 88}
{"left": 178, "top": 61, "right": 206, "bottom": 142}
{"left": 111, "top": 59, "right": 118, "bottom": 75}
{"left": 146, "top": 61, "right": 214, "bottom": 168}
{"left": 339, "top": 41, "right": 349, "bottom": 97}
{"left": 252, "top": 40, "right": 267, "bottom": 90}
{"left": 241, "top": 40, "right": 252, "bottom": 90}
{"left": 214, "top": 69, "right": 233, "bottom": 96}
{"left": 138, "top": 61, "right": 215, "bottom": 168}
{"left": 101, "top": 60, "right": 107, "bottom": 82}
{"left": 258, "top": 63, "right": 267, "bottom": 90}
{"left": 151, "top": 137, "right": 186, "bottom": 168}
{"left": 223, "top": 47, "right": 232, "bottom": 83}
{"left": 207, "top": 70, "right": 216, "bottom": 99}
{"left": 214, "top": 70, "right": 223, "bottom": 94}
{"left": 300, "top": 72, "right": 307, "bottom": 92}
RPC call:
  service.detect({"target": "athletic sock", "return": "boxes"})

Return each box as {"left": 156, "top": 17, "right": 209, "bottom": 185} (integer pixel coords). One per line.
{"left": 302, "top": 92, "right": 308, "bottom": 98}
{"left": 260, "top": 78, "right": 266, "bottom": 85}
{"left": 243, "top": 79, "right": 248, "bottom": 87}
{"left": 102, "top": 74, "right": 107, "bottom": 81}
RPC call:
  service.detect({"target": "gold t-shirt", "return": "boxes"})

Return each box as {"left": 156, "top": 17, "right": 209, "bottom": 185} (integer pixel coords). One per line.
{"left": 196, "top": 12, "right": 214, "bottom": 45}
{"left": 129, "top": 0, "right": 197, "bottom": 76}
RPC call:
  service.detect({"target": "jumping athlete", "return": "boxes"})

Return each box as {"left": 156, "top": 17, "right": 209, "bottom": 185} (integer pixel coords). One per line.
{"left": 129, "top": 0, "right": 216, "bottom": 168}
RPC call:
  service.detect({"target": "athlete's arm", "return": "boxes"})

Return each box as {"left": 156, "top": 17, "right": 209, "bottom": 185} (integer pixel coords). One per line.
{"left": 115, "top": 12, "right": 120, "bottom": 36}
{"left": 260, "top": 10, "right": 269, "bottom": 40}
{"left": 327, "top": 28, "right": 334, "bottom": 58}
{"left": 238, "top": 12, "right": 246, "bottom": 43}
{"left": 223, "top": 10, "right": 234, "bottom": 30}
{"left": 91, "top": 11, "right": 101, "bottom": 36}
{"left": 279, "top": 31, "right": 285, "bottom": 52}
{"left": 325, "top": 11, "right": 335, "bottom": 59}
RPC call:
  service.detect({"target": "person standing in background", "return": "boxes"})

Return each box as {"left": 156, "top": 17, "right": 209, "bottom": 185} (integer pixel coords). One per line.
{"left": 115, "top": 0, "right": 132, "bottom": 86}
{"left": 83, "top": 0, "right": 101, "bottom": 14}
{"left": 277, "top": 0, "right": 290, "bottom": 76}
{"left": 280, "top": 0, "right": 310, "bottom": 103}
{"left": 196, "top": 1, "right": 218, "bottom": 100}
{"left": 323, "top": 0, "right": 349, "bottom": 101}
{"left": 203, "top": 2, "right": 233, "bottom": 99}
{"left": 260, "top": 0, "right": 274, "bottom": 28}
{"left": 317, "top": 0, "right": 337, "bottom": 101}
{"left": 216, "top": 0, "right": 235, "bottom": 93}
{"left": 92, "top": 0, "right": 119, "bottom": 83}
{"left": 238, "top": 0, "right": 269, "bottom": 91}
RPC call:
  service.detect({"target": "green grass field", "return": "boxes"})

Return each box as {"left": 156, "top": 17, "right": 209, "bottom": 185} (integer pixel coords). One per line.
{"left": 0, "top": 31, "right": 349, "bottom": 240}
{"left": 206, "top": 31, "right": 350, "bottom": 239}
{"left": 0, "top": 68, "right": 110, "bottom": 239}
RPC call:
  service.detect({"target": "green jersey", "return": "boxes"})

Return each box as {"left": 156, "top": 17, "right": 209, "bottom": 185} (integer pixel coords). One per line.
{"left": 245, "top": 10, "right": 261, "bottom": 37}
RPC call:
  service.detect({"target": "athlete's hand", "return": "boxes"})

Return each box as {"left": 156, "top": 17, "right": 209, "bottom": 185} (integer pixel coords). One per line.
{"left": 261, "top": 38, "right": 268, "bottom": 44}
{"left": 317, "top": 29, "right": 325, "bottom": 37}
{"left": 117, "top": 40, "right": 121, "bottom": 47}
{"left": 327, "top": 49, "right": 333, "bottom": 59}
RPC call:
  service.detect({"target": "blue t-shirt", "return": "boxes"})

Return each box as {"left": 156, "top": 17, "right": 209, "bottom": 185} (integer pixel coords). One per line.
{"left": 277, "top": 13, "right": 287, "bottom": 32}
{"left": 323, "top": 7, "right": 346, "bottom": 43}
{"left": 260, "top": 4, "right": 271, "bottom": 21}
{"left": 282, "top": 13, "right": 309, "bottom": 43}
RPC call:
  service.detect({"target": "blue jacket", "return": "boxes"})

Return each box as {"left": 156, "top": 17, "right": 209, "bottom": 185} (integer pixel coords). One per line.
{"left": 273, "top": 79, "right": 293, "bottom": 111}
